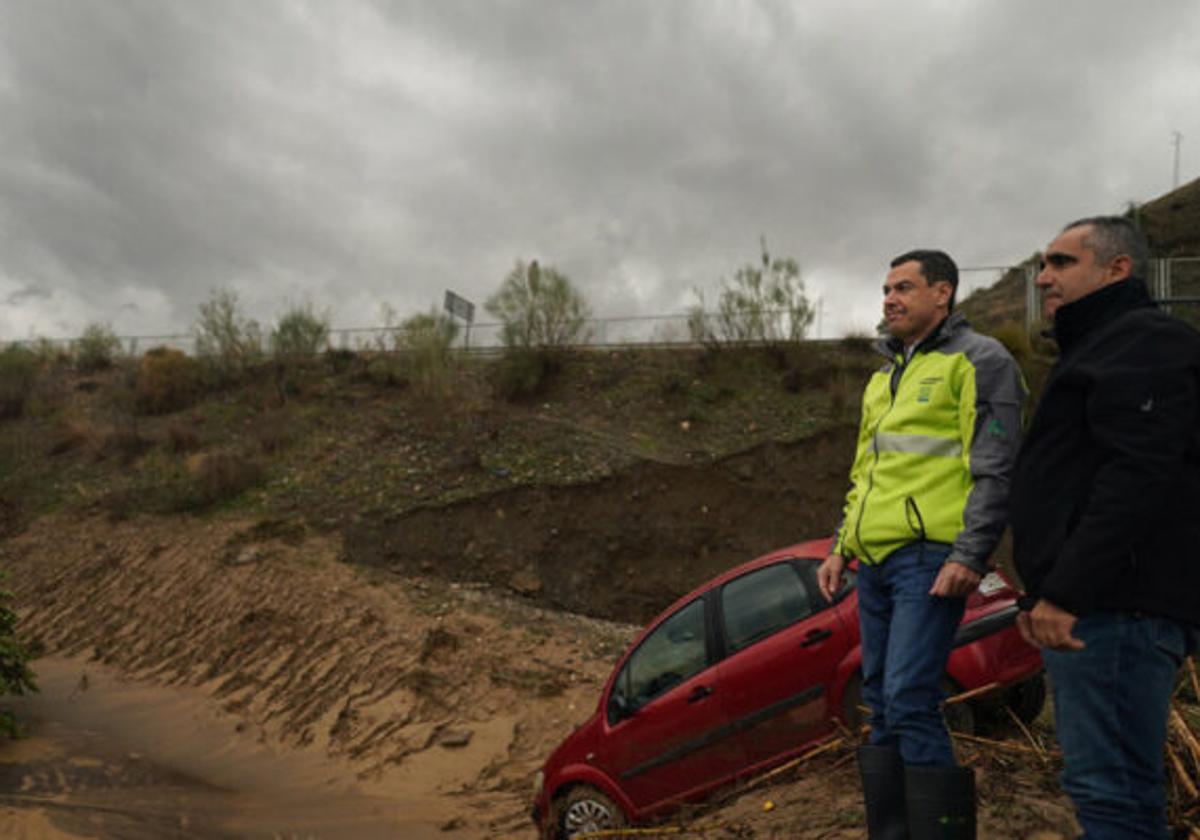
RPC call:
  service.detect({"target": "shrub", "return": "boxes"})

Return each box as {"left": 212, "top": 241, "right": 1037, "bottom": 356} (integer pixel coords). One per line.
{"left": 166, "top": 422, "right": 201, "bottom": 453}
{"left": 398, "top": 310, "right": 459, "bottom": 397}
{"left": 136, "top": 347, "right": 201, "bottom": 414}
{"left": 0, "top": 345, "right": 39, "bottom": 420}
{"left": 270, "top": 305, "right": 329, "bottom": 358}
{"left": 194, "top": 288, "right": 262, "bottom": 382}
{"left": 491, "top": 348, "right": 558, "bottom": 401}
{"left": 688, "top": 238, "right": 815, "bottom": 347}
{"left": 0, "top": 569, "right": 37, "bottom": 738}
{"left": 74, "top": 322, "right": 123, "bottom": 372}
{"left": 365, "top": 356, "right": 409, "bottom": 389}
{"left": 324, "top": 347, "right": 358, "bottom": 375}
{"left": 486, "top": 260, "right": 590, "bottom": 350}
{"left": 187, "top": 449, "right": 265, "bottom": 509}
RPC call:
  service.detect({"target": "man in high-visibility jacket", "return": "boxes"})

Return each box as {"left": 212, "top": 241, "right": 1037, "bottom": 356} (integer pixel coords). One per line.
{"left": 817, "top": 250, "right": 1025, "bottom": 840}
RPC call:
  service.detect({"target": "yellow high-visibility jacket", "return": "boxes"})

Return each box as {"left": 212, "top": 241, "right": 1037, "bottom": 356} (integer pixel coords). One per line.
{"left": 833, "top": 314, "right": 1026, "bottom": 573}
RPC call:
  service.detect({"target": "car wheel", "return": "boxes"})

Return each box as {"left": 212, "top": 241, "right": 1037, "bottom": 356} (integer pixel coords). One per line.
{"left": 1005, "top": 673, "right": 1047, "bottom": 724}
{"left": 558, "top": 785, "right": 627, "bottom": 839}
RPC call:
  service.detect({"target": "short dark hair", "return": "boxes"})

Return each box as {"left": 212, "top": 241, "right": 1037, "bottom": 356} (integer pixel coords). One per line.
{"left": 1062, "top": 216, "right": 1149, "bottom": 281}
{"left": 890, "top": 249, "right": 959, "bottom": 311}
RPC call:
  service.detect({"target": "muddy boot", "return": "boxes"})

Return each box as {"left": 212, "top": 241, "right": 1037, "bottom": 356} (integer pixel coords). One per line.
{"left": 857, "top": 744, "right": 908, "bottom": 839}
{"left": 904, "top": 765, "right": 975, "bottom": 840}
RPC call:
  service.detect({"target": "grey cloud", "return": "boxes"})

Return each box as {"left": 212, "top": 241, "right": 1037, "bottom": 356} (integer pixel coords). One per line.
{"left": 1, "top": 0, "right": 1198, "bottom": 340}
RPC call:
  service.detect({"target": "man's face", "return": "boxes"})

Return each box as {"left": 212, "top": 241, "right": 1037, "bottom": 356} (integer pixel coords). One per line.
{"left": 882, "top": 260, "right": 951, "bottom": 344}
{"left": 1037, "top": 225, "right": 1132, "bottom": 321}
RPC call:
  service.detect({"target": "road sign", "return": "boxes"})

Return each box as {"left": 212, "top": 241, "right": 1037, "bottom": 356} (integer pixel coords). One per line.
{"left": 444, "top": 290, "right": 475, "bottom": 324}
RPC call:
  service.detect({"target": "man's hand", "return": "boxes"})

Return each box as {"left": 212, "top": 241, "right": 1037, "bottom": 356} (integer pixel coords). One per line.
{"left": 817, "top": 554, "right": 846, "bottom": 603}
{"left": 929, "top": 561, "right": 981, "bottom": 598}
{"left": 1020, "top": 599, "right": 1085, "bottom": 651}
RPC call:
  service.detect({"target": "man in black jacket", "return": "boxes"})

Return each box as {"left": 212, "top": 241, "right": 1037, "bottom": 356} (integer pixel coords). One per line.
{"left": 1011, "top": 216, "right": 1200, "bottom": 839}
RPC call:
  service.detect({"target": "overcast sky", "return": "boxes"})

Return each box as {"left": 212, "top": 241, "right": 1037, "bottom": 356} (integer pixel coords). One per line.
{"left": 1, "top": 1, "right": 1198, "bottom": 343}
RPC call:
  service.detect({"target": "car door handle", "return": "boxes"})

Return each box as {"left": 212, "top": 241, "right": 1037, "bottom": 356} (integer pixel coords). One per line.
{"left": 687, "top": 685, "right": 713, "bottom": 703}
{"left": 801, "top": 628, "right": 833, "bottom": 647}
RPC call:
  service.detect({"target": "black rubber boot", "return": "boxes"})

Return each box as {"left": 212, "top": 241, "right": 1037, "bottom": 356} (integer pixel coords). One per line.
{"left": 857, "top": 744, "right": 909, "bottom": 839}
{"left": 904, "top": 764, "right": 976, "bottom": 840}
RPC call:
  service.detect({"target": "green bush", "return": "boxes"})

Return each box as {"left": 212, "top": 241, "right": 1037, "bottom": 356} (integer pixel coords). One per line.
{"left": 270, "top": 305, "right": 329, "bottom": 358}
{"left": 136, "top": 347, "right": 201, "bottom": 414}
{"left": 0, "top": 570, "right": 37, "bottom": 738}
{"left": 0, "top": 345, "right": 39, "bottom": 420}
{"left": 688, "top": 238, "right": 815, "bottom": 347}
{"left": 486, "top": 260, "right": 590, "bottom": 350}
{"left": 398, "top": 310, "right": 459, "bottom": 397}
{"left": 194, "top": 288, "right": 262, "bottom": 382}
{"left": 491, "top": 347, "right": 558, "bottom": 401}
{"left": 74, "top": 322, "right": 123, "bottom": 372}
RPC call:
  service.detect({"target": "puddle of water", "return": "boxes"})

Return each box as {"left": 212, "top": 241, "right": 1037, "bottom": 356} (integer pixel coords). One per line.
{"left": 0, "top": 658, "right": 449, "bottom": 839}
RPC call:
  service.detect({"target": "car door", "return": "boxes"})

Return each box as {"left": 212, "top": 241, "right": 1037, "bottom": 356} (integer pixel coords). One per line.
{"left": 594, "top": 597, "right": 745, "bottom": 814}
{"left": 714, "top": 560, "right": 853, "bottom": 771}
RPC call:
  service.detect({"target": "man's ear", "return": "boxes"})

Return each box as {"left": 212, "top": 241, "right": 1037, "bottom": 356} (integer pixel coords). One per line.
{"left": 934, "top": 279, "right": 953, "bottom": 308}
{"left": 1106, "top": 254, "right": 1134, "bottom": 283}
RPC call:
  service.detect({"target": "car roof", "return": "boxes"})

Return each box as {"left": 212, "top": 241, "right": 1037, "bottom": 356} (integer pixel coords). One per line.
{"left": 631, "top": 536, "right": 834, "bottom": 640}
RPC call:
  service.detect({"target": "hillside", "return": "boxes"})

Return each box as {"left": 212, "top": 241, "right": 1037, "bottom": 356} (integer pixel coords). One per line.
{"left": 958, "top": 174, "right": 1200, "bottom": 333}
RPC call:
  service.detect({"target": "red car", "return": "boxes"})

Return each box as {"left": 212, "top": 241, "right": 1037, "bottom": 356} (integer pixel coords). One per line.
{"left": 532, "top": 537, "right": 1044, "bottom": 838}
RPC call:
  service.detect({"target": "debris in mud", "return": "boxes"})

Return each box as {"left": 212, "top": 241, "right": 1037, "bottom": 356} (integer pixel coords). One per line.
{"left": 438, "top": 729, "right": 473, "bottom": 748}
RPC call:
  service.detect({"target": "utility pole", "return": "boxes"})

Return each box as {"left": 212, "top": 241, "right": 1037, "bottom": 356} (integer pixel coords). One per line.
{"left": 1172, "top": 130, "right": 1183, "bottom": 189}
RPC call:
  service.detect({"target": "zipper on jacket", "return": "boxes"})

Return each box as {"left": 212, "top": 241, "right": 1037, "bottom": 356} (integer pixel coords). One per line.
{"left": 853, "top": 351, "right": 911, "bottom": 564}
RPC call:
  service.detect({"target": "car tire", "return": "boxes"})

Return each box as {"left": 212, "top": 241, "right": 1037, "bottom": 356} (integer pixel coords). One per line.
{"left": 940, "top": 677, "right": 975, "bottom": 736}
{"left": 1005, "top": 673, "right": 1047, "bottom": 724}
{"left": 557, "top": 785, "right": 627, "bottom": 839}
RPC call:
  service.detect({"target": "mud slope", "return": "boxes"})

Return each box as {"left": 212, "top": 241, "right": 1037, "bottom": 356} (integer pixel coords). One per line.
{"left": 343, "top": 426, "right": 856, "bottom": 625}
{"left": 2, "top": 514, "right": 637, "bottom": 838}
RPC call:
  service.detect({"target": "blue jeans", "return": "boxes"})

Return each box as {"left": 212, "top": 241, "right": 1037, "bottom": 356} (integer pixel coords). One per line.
{"left": 857, "top": 541, "right": 966, "bottom": 767}
{"left": 1043, "top": 612, "right": 1194, "bottom": 840}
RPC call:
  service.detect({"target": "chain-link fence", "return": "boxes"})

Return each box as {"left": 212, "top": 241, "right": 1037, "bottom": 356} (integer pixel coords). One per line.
{"left": 14, "top": 256, "right": 1200, "bottom": 357}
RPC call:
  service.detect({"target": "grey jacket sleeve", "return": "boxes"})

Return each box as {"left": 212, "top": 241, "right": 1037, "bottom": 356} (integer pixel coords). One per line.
{"left": 947, "top": 341, "right": 1027, "bottom": 574}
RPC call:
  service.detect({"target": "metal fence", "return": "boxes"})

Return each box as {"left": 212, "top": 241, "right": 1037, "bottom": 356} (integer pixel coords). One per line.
{"left": 15, "top": 256, "right": 1200, "bottom": 356}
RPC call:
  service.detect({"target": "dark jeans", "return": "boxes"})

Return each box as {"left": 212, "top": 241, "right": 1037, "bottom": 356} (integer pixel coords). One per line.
{"left": 1043, "top": 612, "right": 1194, "bottom": 840}
{"left": 857, "top": 541, "right": 966, "bottom": 767}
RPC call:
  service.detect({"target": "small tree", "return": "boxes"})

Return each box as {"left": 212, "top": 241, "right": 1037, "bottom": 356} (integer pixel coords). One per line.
{"left": 485, "top": 260, "right": 591, "bottom": 350}
{"left": 74, "top": 322, "right": 123, "bottom": 372}
{"left": 270, "top": 304, "right": 329, "bottom": 358}
{"left": 399, "top": 309, "right": 460, "bottom": 397}
{"left": 688, "top": 238, "right": 815, "bottom": 345}
{"left": 0, "top": 570, "right": 37, "bottom": 737}
{"left": 194, "top": 288, "right": 262, "bottom": 380}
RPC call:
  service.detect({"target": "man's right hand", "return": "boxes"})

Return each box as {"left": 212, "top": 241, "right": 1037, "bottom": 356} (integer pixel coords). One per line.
{"left": 817, "top": 553, "right": 846, "bottom": 603}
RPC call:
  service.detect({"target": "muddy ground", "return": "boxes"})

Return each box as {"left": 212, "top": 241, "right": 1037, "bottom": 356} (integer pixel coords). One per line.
{"left": 0, "top": 494, "right": 1084, "bottom": 839}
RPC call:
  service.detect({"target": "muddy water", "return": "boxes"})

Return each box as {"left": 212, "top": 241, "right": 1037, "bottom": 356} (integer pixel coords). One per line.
{"left": 0, "top": 658, "right": 446, "bottom": 839}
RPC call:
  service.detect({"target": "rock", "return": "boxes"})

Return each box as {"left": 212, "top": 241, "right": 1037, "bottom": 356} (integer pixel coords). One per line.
{"left": 226, "top": 547, "right": 262, "bottom": 566}
{"left": 438, "top": 729, "right": 473, "bottom": 748}
{"left": 509, "top": 570, "right": 542, "bottom": 596}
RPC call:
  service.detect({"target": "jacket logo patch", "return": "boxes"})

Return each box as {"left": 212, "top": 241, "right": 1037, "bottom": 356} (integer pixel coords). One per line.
{"left": 988, "top": 418, "right": 1007, "bottom": 438}
{"left": 1140, "top": 397, "right": 1154, "bottom": 413}
{"left": 917, "top": 377, "right": 941, "bottom": 404}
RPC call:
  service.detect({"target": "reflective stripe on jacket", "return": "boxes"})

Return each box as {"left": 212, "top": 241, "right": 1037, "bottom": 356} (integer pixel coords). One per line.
{"left": 832, "top": 313, "right": 1025, "bottom": 573}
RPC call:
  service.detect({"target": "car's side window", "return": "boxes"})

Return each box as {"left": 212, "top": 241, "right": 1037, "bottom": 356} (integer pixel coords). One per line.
{"left": 609, "top": 599, "right": 708, "bottom": 722}
{"left": 721, "top": 562, "right": 812, "bottom": 652}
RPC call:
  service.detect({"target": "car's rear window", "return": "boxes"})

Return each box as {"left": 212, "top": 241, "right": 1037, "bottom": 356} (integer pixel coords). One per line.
{"left": 722, "top": 562, "right": 811, "bottom": 652}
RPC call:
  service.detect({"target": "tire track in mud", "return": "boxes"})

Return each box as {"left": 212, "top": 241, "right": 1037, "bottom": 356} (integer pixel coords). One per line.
{"left": 2, "top": 513, "right": 632, "bottom": 836}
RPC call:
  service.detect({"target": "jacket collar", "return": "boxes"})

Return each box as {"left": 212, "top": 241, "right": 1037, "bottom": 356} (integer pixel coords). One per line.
{"left": 1052, "top": 277, "right": 1154, "bottom": 352}
{"left": 877, "top": 311, "right": 969, "bottom": 359}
